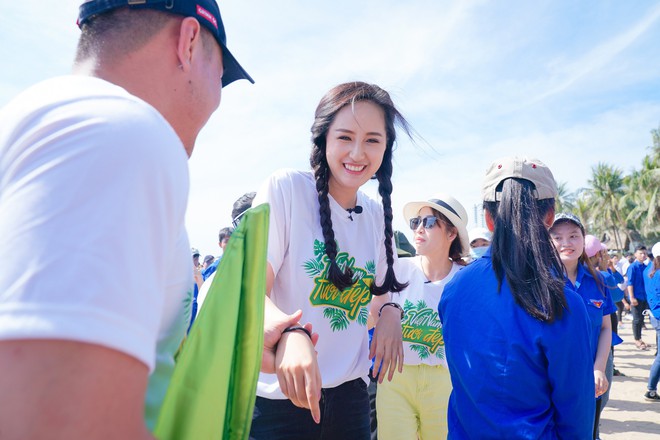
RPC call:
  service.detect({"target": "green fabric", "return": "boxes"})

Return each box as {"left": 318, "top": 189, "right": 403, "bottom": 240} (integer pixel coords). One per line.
{"left": 154, "top": 203, "right": 269, "bottom": 440}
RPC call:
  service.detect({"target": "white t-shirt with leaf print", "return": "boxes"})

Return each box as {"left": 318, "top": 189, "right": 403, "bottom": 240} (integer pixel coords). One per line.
{"left": 394, "top": 257, "right": 462, "bottom": 368}
{"left": 253, "top": 169, "right": 391, "bottom": 399}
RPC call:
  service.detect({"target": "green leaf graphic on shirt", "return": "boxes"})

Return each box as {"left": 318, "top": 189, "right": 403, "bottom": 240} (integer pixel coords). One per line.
{"left": 303, "top": 258, "right": 324, "bottom": 277}
{"left": 410, "top": 343, "right": 431, "bottom": 360}
{"left": 358, "top": 306, "right": 368, "bottom": 326}
{"left": 402, "top": 299, "right": 444, "bottom": 355}
{"left": 304, "top": 239, "right": 374, "bottom": 328}
{"left": 313, "top": 240, "right": 326, "bottom": 259}
{"left": 324, "top": 307, "right": 349, "bottom": 331}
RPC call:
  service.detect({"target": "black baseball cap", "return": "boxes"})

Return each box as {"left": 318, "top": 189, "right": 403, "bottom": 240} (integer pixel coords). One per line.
{"left": 551, "top": 212, "right": 585, "bottom": 234}
{"left": 78, "top": 0, "right": 254, "bottom": 86}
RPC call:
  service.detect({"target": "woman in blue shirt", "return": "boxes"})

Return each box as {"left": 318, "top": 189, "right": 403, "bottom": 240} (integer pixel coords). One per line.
{"left": 643, "top": 242, "right": 660, "bottom": 401}
{"left": 549, "top": 214, "right": 614, "bottom": 439}
{"left": 439, "top": 157, "right": 594, "bottom": 439}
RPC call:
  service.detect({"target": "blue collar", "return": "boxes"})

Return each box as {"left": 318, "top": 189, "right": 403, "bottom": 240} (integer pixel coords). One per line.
{"left": 568, "top": 263, "right": 592, "bottom": 290}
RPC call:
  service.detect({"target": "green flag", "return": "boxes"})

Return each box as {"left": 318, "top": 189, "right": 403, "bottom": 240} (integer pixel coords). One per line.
{"left": 154, "top": 203, "right": 269, "bottom": 440}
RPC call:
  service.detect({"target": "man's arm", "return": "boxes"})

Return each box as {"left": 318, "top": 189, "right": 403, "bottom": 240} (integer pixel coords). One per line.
{"left": 626, "top": 265, "right": 638, "bottom": 306}
{"left": 0, "top": 340, "right": 153, "bottom": 440}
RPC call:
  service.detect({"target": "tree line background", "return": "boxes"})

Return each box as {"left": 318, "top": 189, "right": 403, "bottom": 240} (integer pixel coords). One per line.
{"left": 556, "top": 125, "right": 660, "bottom": 253}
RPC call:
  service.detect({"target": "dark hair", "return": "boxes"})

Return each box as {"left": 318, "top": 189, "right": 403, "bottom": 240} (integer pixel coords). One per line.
{"left": 76, "top": 8, "right": 215, "bottom": 63}
{"left": 232, "top": 191, "right": 256, "bottom": 221}
{"left": 309, "top": 81, "right": 411, "bottom": 294}
{"left": 484, "top": 178, "right": 566, "bottom": 322}
{"left": 635, "top": 245, "right": 648, "bottom": 252}
{"left": 218, "top": 226, "right": 233, "bottom": 242}
{"left": 432, "top": 209, "right": 466, "bottom": 266}
{"left": 650, "top": 255, "right": 660, "bottom": 279}
{"left": 581, "top": 254, "right": 607, "bottom": 297}
{"left": 76, "top": 8, "right": 173, "bottom": 62}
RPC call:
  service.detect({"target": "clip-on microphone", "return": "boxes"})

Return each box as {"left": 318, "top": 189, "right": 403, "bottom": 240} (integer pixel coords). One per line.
{"left": 347, "top": 205, "right": 363, "bottom": 221}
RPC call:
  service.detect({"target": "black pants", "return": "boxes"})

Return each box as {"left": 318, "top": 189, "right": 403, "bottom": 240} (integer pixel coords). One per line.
{"left": 250, "top": 378, "right": 371, "bottom": 440}
{"left": 632, "top": 300, "right": 650, "bottom": 340}
{"left": 593, "top": 398, "right": 603, "bottom": 440}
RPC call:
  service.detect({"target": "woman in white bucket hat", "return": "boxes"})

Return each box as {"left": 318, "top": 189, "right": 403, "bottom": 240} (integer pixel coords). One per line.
{"left": 375, "top": 193, "right": 468, "bottom": 439}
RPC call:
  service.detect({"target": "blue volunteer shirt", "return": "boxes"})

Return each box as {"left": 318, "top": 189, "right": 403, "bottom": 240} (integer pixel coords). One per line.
{"left": 626, "top": 260, "right": 648, "bottom": 301}
{"left": 201, "top": 257, "right": 221, "bottom": 281}
{"left": 438, "top": 249, "right": 594, "bottom": 439}
{"left": 601, "top": 269, "right": 624, "bottom": 303}
{"left": 567, "top": 264, "right": 616, "bottom": 360}
{"left": 644, "top": 264, "right": 660, "bottom": 319}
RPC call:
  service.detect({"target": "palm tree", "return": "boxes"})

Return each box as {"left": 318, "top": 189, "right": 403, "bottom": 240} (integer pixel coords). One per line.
{"left": 624, "top": 127, "right": 660, "bottom": 242}
{"left": 586, "top": 163, "right": 630, "bottom": 251}
{"left": 572, "top": 191, "right": 593, "bottom": 232}
{"left": 624, "top": 161, "right": 659, "bottom": 240}
{"left": 556, "top": 181, "right": 576, "bottom": 214}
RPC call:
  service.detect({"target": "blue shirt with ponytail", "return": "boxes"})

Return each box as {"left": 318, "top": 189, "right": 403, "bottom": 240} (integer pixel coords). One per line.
{"left": 438, "top": 248, "right": 594, "bottom": 439}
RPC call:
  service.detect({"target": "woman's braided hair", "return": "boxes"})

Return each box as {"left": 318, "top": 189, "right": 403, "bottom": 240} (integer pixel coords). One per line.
{"left": 309, "top": 81, "right": 411, "bottom": 295}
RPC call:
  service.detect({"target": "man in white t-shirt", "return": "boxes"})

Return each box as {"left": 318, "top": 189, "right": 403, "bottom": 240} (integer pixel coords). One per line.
{"left": 0, "top": 1, "right": 254, "bottom": 439}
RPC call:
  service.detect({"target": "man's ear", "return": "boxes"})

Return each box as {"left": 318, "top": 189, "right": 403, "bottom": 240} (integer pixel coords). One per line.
{"left": 175, "top": 17, "right": 203, "bottom": 71}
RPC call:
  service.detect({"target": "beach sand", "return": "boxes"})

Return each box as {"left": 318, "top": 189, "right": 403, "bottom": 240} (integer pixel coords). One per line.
{"left": 599, "top": 316, "right": 660, "bottom": 439}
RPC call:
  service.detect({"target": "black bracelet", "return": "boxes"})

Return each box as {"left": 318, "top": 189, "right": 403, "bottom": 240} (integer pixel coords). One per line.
{"left": 282, "top": 326, "right": 312, "bottom": 339}
{"left": 378, "top": 302, "right": 404, "bottom": 320}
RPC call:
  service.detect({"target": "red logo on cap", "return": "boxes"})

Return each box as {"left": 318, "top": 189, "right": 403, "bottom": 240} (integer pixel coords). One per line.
{"left": 497, "top": 164, "right": 502, "bottom": 169}
{"left": 532, "top": 164, "right": 537, "bottom": 169}
{"left": 197, "top": 5, "right": 218, "bottom": 29}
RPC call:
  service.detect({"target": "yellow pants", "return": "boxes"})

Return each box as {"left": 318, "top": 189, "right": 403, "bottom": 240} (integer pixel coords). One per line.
{"left": 376, "top": 364, "right": 451, "bottom": 440}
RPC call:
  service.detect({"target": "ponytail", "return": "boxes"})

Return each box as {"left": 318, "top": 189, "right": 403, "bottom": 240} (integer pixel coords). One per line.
{"left": 582, "top": 254, "right": 607, "bottom": 297}
{"left": 650, "top": 256, "right": 660, "bottom": 279}
{"left": 484, "top": 178, "right": 567, "bottom": 322}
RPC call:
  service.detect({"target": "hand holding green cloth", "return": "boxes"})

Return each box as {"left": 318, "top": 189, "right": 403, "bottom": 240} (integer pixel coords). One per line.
{"left": 154, "top": 203, "right": 269, "bottom": 439}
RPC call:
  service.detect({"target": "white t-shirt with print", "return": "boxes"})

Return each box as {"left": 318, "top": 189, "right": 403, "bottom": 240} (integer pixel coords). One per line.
{"left": 394, "top": 257, "right": 462, "bottom": 368}
{"left": 254, "top": 169, "right": 391, "bottom": 399}
{"left": 0, "top": 75, "right": 192, "bottom": 430}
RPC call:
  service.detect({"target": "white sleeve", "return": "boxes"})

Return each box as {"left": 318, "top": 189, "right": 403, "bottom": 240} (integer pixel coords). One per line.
{"left": 253, "top": 170, "right": 291, "bottom": 277}
{"left": 0, "top": 96, "right": 189, "bottom": 371}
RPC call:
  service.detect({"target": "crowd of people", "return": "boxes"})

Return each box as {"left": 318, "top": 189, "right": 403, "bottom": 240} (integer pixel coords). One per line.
{"left": 1, "top": 1, "right": 659, "bottom": 440}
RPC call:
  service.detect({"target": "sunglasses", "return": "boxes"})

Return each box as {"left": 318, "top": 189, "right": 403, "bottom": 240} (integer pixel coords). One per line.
{"left": 409, "top": 215, "right": 439, "bottom": 230}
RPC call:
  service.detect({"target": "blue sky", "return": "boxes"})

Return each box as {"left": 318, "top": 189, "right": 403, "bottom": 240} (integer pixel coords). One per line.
{"left": 2, "top": 1, "right": 659, "bottom": 256}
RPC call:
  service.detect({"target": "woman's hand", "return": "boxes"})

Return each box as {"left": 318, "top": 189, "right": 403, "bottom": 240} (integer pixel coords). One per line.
{"left": 594, "top": 369, "right": 609, "bottom": 398}
{"left": 275, "top": 330, "right": 322, "bottom": 423}
{"left": 262, "top": 309, "right": 319, "bottom": 373}
{"left": 369, "top": 305, "right": 404, "bottom": 383}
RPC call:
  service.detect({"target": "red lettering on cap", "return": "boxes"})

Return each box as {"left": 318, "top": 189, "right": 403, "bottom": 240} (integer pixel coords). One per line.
{"left": 197, "top": 5, "right": 218, "bottom": 29}
{"left": 497, "top": 164, "right": 502, "bottom": 169}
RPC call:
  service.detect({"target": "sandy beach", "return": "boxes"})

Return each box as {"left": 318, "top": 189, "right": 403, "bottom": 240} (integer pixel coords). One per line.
{"left": 599, "top": 316, "right": 660, "bottom": 439}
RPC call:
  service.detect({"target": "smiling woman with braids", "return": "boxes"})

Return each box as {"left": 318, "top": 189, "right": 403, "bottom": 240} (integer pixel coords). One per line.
{"left": 250, "top": 81, "right": 412, "bottom": 439}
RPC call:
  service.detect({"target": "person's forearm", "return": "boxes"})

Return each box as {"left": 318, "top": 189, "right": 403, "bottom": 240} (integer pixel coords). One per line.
{"left": 594, "top": 326, "right": 611, "bottom": 373}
